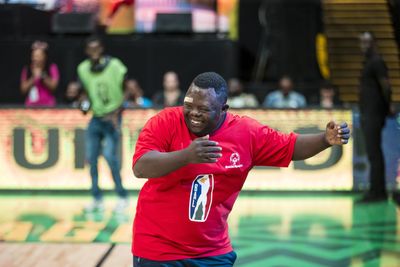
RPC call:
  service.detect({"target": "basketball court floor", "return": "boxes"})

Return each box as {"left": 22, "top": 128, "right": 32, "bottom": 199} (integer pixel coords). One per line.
{"left": 0, "top": 192, "right": 399, "bottom": 267}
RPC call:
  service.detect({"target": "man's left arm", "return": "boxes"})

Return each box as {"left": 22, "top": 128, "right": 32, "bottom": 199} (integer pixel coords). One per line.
{"left": 292, "top": 121, "right": 350, "bottom": 160}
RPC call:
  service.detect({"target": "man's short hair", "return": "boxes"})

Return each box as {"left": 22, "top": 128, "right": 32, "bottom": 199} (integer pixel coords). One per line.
{"left": 192, "top": 72, "right": 228, "bottom": 104}
{"left": 85, "top": 35, "right": 104, "bottom": 47}
{"left": 320, "top": 80, "right": 335, "bottom": 89}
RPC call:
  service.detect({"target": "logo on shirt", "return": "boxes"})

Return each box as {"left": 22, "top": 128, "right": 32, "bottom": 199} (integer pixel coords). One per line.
{"left": 225, "top": 152, "right": 243, "bottom": 169}
{"left": 189, "top": 174, "right": 214, "bottom": 222}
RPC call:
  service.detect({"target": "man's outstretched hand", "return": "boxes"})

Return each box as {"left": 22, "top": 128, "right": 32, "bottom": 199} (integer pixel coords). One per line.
{"left": 325, "top": 121, "right": 350, "bottom": 146}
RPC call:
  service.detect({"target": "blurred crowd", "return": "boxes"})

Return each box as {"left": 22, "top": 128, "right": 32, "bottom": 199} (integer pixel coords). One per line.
{"left": 16, "top": 34, "right": 399, "bottom": 205}
{"left": 20, "top": 39, "right": 344, "bottom": 110}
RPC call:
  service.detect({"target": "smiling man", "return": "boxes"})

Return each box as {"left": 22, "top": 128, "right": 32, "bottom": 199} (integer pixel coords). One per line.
{"left": 131, "top": 72, "right": 350, "bottom": 266}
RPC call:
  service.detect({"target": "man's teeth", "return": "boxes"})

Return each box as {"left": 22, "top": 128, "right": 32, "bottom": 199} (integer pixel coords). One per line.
{"left": 191, "top": 120, "right": 202, "bottom": 126}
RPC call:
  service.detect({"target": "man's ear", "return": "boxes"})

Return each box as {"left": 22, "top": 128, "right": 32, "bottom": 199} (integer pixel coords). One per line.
{"left": 222, "top": 104, "right": 229, "bottom": 111}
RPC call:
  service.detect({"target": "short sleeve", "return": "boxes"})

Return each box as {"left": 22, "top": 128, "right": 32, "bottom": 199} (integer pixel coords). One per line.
{"left": 263, "top": 92, "right": 278, "bottom": 108}
{"left": 49, "top": 64, "right": 60, "bottom": 81}
{"left": 252, "top": 123, "right": 297, "bottom": 167}
{"left": 263, "top": 94, "right": 272, "bottom": 107}
{"left": 132, "top": 113, "right": 170, "bottom": 167}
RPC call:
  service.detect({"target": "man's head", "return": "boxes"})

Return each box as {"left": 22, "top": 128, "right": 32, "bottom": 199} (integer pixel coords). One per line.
{"left": 163, "top": 71, "right": 180, "bottom": 92}
{"left": 320, "top": 81, "right": 335, "bottom": 99}
{"left": 66, "top": 81, "right": 81, "bottom": 101}
{"left": 279, "top": 76, "right": 293, "bottom": 96}
{"left": 183, "top": 72, "right": 229, "bottom": 136}
{"left": 125, "top": 79, "right": 143, "bottom": 99}
{"left": 31, "top": 40, "right": 48, "bottom": 66}
{"left": 85, "top": 36, "right": 104, "bottom": 63}
{"left": 31, "top": 48, "right": 47, "bottom": 66}
{"left": 228, "top": 78, "right": 243, "bottom": 97}
{"left": 359, "top": 31, "right": 375, "bottom": 54}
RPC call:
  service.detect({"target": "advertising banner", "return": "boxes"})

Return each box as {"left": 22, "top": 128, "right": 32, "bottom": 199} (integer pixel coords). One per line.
{"left": 0, "top": 108, "right": 353, "bottom": 190}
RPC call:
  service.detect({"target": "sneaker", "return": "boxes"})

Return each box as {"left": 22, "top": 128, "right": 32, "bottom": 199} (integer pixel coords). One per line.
{"left": 113, "top": 197, "right": 129, "bottom": 213}
{"left": 84, "top": 199, "right": 105, "bottom": 213}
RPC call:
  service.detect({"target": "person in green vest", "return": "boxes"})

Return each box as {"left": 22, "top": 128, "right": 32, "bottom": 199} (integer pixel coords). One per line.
{"left": 77, "top": 35, "right": 128, "bottom": 213}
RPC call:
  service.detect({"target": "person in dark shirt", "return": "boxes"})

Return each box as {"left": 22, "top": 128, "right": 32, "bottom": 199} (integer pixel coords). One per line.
{"left": 358, "top": 32, "right": 392, "bottom": 202}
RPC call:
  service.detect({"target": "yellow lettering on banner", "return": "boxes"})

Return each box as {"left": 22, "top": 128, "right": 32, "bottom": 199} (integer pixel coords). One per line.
{"left": 0, "top": 222, "right": 14, "bottom": 238}
{"left": 40, "top": 221, "right": 106, "bottom": 242}
{"left": 0, "top": 222, "right": 33, "bottom": 241}
{"left": 110, "top": 223, "right": 131, "bottom": 243}
{"left": 40, "top": 221, "right": 73, "bottom": 242}
{"left": 68, "top": 221, "right": 105, "bottom": 242}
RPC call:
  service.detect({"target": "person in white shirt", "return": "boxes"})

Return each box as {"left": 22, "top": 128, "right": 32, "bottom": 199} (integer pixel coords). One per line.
{"left": 227, "top": 78, "right": 259, "bottom": 108}
{"left": 263, "top": 76, "right": 306, "bottom": 108}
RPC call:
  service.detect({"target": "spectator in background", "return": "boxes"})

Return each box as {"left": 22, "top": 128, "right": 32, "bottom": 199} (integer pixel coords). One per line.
{"left": 77, "top": 36, "right": 129, "bottom": 213}
{"left": 64, "top": 81, "right": 81, "bottom": 108}
{"left": 318, "top": 81, "right": 342, "bottom": 109}
{"left": 153, "top": 71, "right": 185, "bottom": 107}
{"left": 263, "top": 76, "right": 306, "bottom": 108}
{"left": 227, "top": 78, "right": 258, "bottom": 108}
{"left": 123, "top": 79, "right": 152, "bottom": 108}
{"left": 358, "top": 32, "right": 392, "bottom": 203}
{"left": 20, "top": 41, "right": 59, "bottom": 107}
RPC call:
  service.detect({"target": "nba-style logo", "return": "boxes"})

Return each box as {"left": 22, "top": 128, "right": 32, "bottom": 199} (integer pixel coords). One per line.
{"left": 189, "top": 174, "right": 214, "bottom": 222}
{"left": 225, "top": 152, "right": 243, "bottom": 169}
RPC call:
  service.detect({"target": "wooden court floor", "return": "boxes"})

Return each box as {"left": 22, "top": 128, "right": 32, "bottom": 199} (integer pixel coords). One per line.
{"left": 0, "top": 243, "right": 132, "bottom": 267}
{"left": 0, "top": 193, "right": 399, "bottom": 267}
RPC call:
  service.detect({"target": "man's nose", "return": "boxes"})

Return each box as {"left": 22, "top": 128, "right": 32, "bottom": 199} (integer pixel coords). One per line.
{"left": 191, "top": 109, "right": 201, "bottom": 117}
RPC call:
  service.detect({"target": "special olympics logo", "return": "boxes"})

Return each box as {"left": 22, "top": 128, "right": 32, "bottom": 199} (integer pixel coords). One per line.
{"left": 225, "top": 152, "right": 243, "bottom": 169}
{"left": 230, "top": 152, "right": 240, "bottom": 166}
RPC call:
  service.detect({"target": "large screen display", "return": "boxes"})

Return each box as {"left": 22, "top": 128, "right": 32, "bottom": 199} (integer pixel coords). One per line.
{"left": 135, "top": 0, "right": 217, "bottom": 32}
{"left": 1, "top": 0, "right": 237, "bottom": 33}
{"left": 0, "top": 108, "right": 353, "bottom": 190}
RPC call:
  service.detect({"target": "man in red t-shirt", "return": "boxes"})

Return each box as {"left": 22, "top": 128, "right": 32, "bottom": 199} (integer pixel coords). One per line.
{"left": 132, "top": 72, "right": 350, "bottom": 266}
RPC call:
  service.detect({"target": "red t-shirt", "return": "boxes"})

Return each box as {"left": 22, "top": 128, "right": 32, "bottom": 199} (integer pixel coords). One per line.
{"left": 132, "top": 107, "right": 297, "bottom": 260}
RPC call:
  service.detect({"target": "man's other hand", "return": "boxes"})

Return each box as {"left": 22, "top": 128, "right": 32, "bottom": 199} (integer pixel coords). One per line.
{"left": 325, "top": 121, "right": 350, "bottom": 145}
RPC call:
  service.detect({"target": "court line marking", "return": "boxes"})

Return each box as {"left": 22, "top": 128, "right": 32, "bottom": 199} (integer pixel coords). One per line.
{"left": 96, "top": 243, "right": 116, "bottom": 267}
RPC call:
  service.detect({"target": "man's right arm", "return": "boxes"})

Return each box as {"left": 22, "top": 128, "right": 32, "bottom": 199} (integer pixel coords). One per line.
{"left": 374, "top": 58, "right": 392, "bottom": 110}
{"left": 133, "top": 135, "right": 222, "bottom": 178}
